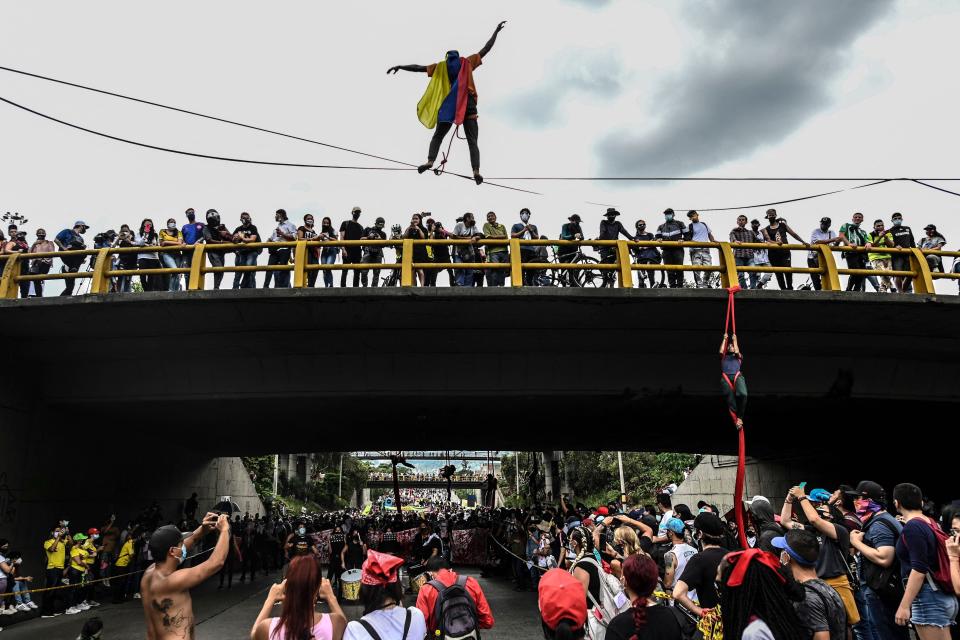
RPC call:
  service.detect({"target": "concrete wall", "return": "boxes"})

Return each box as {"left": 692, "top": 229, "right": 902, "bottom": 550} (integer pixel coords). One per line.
{"left": 0, "top": 382, "right": 264, "bottom": 576}
{"left": 671, "top": 456, "right": 798, "bottom": 515}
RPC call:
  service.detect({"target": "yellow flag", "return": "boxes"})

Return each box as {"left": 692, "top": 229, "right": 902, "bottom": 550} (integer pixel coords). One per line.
{"left": 416, "top": 60, "right": 450, "bottom": 129}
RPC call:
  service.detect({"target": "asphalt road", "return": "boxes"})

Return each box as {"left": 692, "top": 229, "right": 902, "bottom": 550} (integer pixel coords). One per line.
{"left": 2, "top": 567, "right": 541, "bottom": 639}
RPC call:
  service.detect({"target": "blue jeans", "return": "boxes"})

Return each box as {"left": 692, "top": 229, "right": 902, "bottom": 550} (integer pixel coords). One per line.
{"left": 858, "top": 585, "right": 909, "bottom": 640}
{"left": 734, "top": 256, "right": 758, "bottom": 289}
{"left": 453, "top": 254, "right": 470, "bottom": 287}
{"left": 233, "top": 251, "right": 258, "bottom": 289}
{"left": 267, "top": 248, "right": 291, "bottom": 288}
{"left": 486, "top": 251, "right": 508, "bottom": 286}
{"left": 13, "top": 580, "right": 32, "bottom": 604}
{"left": 160, "top": 252, "right": 183, "bottom": 291}
{"left": 321, "top": 249, "right": 338, "bottom": 287}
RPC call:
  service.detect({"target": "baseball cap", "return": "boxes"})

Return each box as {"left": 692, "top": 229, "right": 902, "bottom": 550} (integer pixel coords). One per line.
{"left": 148, "top": 525, "right": 191, "bottom": 561}
{"left": 72, "top": 532, "right": 88, "bottom": 542}
{"left": 664, "top": 518, "right": 686, "bottom": 535}
{"left": 844, "top": 480, "right": 885, "bottom": 503}
{"left": 351, "top": 206, "right": 362, "bottom": 214}
{"left": 74, "top": 220, "right": 89, "bottom": 228}
{"left": 693, "top": 512, "right": 725, "bottom": 537}
{"left": 538, "top": 568, "right": 587, "bottom": 631}
{"left": 743, "top": 495, "right": 769, "bottom": 507}
{"left": 771, "top": 530, "right": 817, "bottom": 566}
{"left": 87, "top": 528, "right": 100, "bottom": 536}
{"left": 820, "top": 217, "right": 831, "bottom": 224}
{"left": 595, "top": 506, "right": 609, "bottom": 517}
{"left": 924, "top": 224, "right": 937, "bottom": 231}
{"left": 809, "top": 489, "right": 832, "bottom": 503}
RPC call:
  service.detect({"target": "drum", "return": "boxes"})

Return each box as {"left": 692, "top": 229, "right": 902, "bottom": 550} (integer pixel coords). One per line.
{"left": 341, "top": 569, "right": 362, "bottom": 602}
{"left": 407, "top": 564, "right": 427, "bottom": 594}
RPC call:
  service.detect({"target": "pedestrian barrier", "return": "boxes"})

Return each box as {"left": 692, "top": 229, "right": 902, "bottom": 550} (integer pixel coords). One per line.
{"left": 1, "top": 239, "right": 956, "bottom": 297}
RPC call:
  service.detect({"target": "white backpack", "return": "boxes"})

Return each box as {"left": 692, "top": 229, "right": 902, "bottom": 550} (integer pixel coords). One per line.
{"left": 572, "top": 556, "right": 630, "bottom": 640}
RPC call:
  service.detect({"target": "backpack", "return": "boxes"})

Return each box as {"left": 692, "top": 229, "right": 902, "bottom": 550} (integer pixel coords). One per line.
{"left": 860, "top": 515, "right": 904, "bottom": 605}
{"left": 574, "top": 556, "right": 631, "bottom": 640}
{"left": 909, "top": 517, "right": 957, "bottom": 595}
{"left": 359, "top": 607, "right": 412, "bottom": 640}
{"left": 428, "top": 575, "right": 480, "bottom": 640}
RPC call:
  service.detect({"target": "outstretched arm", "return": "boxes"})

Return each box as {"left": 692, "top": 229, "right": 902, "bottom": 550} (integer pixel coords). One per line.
{"left": 478, "top": 21, "right": 507, "bottom": 58}
{"left": 387, "top": 64, "right": 428, "bottom": 74}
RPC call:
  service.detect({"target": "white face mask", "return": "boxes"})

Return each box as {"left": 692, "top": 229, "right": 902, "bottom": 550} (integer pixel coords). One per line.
{"left": 520, "top": 213, "right": 531, "bottom": 223}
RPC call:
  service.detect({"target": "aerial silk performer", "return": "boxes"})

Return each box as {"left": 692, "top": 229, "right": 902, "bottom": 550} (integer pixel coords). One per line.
{"left": 387, "top": 21, "right": 506, "bottom": 185}
{"left": 720, "top": 285, "right": 749, "bottom": 550}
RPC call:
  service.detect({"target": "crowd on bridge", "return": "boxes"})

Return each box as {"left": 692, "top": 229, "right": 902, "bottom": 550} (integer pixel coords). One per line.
{"left": 2, "top": 205, "right": 956, "bottom": 295}
{"left": 10, "top": 476, "right": 960, "bottom": 639}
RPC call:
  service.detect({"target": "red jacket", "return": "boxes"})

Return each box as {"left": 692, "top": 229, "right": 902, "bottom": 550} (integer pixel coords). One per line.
{"left": 415, "top": 568, "right": 494, "bottom": 632}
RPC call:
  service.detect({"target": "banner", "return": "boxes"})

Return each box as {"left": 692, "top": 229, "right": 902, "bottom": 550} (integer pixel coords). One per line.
{"left": 451, "top": 528, "right": 489, "bottom": 566}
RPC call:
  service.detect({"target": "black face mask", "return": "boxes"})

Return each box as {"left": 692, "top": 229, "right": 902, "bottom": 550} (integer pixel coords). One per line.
{"left": 352, "top": 213, "right": 361, "bottom": 221}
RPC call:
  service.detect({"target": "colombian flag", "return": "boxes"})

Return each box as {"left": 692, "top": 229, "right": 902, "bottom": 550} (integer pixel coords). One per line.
{"left": 417, "top": 57, "right": 472, "bottom": 129}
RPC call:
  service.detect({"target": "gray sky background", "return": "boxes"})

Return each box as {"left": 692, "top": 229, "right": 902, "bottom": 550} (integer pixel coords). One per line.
{"left": 3, "top": 1, "right": 959, "bottom": 292}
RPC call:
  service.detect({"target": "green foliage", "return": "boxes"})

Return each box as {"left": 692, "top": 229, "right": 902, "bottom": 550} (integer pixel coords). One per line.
{"left": 240, "top": 455, "right": 276, "bottom": 504}
{"left": 274, "top": 453, "right": 370, "bottom": 511}
{"left": 498, "top": 451, "right": 700, "bottom": 507}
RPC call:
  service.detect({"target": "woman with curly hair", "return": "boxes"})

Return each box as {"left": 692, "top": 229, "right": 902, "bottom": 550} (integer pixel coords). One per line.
{"left": 606, "top": 554, "right": 683, "bottom": 640}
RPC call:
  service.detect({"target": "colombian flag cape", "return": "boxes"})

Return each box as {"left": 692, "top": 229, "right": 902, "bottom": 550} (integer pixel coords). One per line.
{"left": 417, "top": 57, "right": 472, "bottom": 129}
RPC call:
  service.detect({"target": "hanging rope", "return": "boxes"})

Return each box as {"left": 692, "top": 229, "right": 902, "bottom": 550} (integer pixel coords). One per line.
{"left": 722, "top": 285, "right": 748, "bottom": 550}
{"left": 432, "top": 124, "right": 461, "bottom": 176}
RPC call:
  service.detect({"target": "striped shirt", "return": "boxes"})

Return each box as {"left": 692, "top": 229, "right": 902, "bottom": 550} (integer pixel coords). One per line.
{"left": 729, "top": 227, "right": 755, "bottom": 258}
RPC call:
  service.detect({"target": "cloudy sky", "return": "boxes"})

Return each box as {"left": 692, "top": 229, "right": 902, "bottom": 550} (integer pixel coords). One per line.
{"left": 3, "top": 0, "right": 959, "bottom": 291}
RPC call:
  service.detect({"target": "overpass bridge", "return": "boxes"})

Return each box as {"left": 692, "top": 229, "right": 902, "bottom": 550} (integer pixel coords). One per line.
{"left": 1, "top": 286, "right": 958, "bottom": 565}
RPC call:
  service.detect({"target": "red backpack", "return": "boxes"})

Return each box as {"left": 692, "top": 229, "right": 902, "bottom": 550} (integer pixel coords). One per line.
{"left": 915, "top": 517, "right": 956, "bottom": 595}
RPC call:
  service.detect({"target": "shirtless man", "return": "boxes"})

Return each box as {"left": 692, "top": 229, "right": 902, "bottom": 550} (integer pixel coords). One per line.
{"left": 141, "top": 512, "right": 230, "bottom": 640}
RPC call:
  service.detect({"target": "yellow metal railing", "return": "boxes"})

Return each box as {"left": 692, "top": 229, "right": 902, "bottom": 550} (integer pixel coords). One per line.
{"left": 0, "top": 239, "right": 954, "bottom": 298}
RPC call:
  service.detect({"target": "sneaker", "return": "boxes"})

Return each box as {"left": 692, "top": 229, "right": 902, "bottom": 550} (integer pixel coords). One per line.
{"left": 16, "top": 604, "right": 30, "bottom": 612}
{"left": 133, "top": 593, "right": 141, "bottom": 599}
{"left": 88, "top": 600, "right": 100, "bottom": 607}
{"left": 65, "top": 607, "right": 80, "bottom": 615}
{"left": 26, "top": 602, "right": 38, "bottom": 610}
{"left": 1, "top": 607, "right": 15, "bottom": 615}
{"left": 78, "top": 603, "right": 90, "bottom": 611}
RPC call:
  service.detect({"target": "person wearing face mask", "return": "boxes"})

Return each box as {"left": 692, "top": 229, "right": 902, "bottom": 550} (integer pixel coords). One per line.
{"left": 558, "top": 214, "right": 584, "bottom": 267}
{"left": 598, "top": 208, "right": 635, "bottom": 287}
{"left": 511, "top": 208, "right": 540, "bottom": 286}
{"left": 361, "top": 217, "right": 388, "bottom": 287}
{"left": 808, "top": 217, "right": 841, "bottom": 291}
{"left": 134, "top": 218, "right": 162, "bottom": 291}
{"left": 285, "top": 521, "right": 318, "bottom": 563}
{"left": 318, "top": 216, "right": 340, "bottom": 288}
{"left": 729, "top": 215, "right": 758, "bottom": 290}
{"left": 202, "top": 209, "right": 233, "bottom": 290}
{"left": 3, "top": 225, "right": 30, "bottom": 298}
{"left": 388, "top": 21, "right": 507, "bottom": 186}
{"left": 339, "top": 207, "right": 365, "bottom": 287}
{"left": 343, "top": 528, "right": 368, "bottom": 573}
{"left": 887, "top": 213, "right": 916, "bottom": 294}
{"left": 673, "top": 513, "right": 729, "bottom": 619}
{"left": 27, "top": 228, "right": 56, "bottom": 296}
{"left": 919, "top": 224, "right": 947, "bottom": 274}
{"left": 268, "top": 209, "right": 298, "bottom": 288}
{"left": 54, "top": 220, "right": 90, "bottom": 296}
{"left": 865, "top": 219, "right": 896, "bottom": 293}
{"left": 142, "top": 513, "right": 231, "bottom": 640}
{"left": 5, "top": 551, "right": 37, "bottom": 612}
{"left": 41, "top": 523, "right": 70, "bottom": 617}
{"left": 79, "top": 529, "right": 103, "bottom": 609}
{"left": 65, "top": 532, "right": 92, "bottom": 614}
{"left": 297, "top": 214, "right": 321, "bottom": 287}
{"left": 231, "top": 212, "right": 260, "bottom": 289}
{"left": 839, "top": 212, "right": 870, "bottom": 292}
{"left": 772, "top": 529, "right": 848, "bottom": 640}
{"left": 747, "top": 219, "right": 773, "bottom": 289}
{"left": 780, "top": 487, "right": 860, "bottom": 632}
{"left": 655, "top": 208, "right": 686, "bottom": 288}
{"left": 761, "top": 209, "right": 808, "bottom": 290}
{"left": 159, "top": 217, "right": 185, "bottom": 291}
{"left": 180, "top": 208, "right": 205, "bottom": 271}
{"left": 631, "top": 219, "right": 661, "bottom": 288}
{"left": 452, "top": 212, "right": 484, "bottom": 286}
{"left": 847, "top": 481, "right": 909, "bottom": 640}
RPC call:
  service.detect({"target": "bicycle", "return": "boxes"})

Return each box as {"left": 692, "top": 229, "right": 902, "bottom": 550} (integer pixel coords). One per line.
{"left": 537, "top": 245, "right": 604, "bottom": 287}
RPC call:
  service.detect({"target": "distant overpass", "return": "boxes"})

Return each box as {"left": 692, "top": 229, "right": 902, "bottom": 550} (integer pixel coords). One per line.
{"left": 366, "top": 476, "right": 487, "bottom": 489}
{"left": 353, "top": 451, "right": 499, "bottom": 461}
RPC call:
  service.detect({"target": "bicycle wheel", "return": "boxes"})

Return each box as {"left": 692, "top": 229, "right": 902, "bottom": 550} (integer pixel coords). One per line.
{"left": 573, "top": 256, "right": 604, "bottom": 287}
